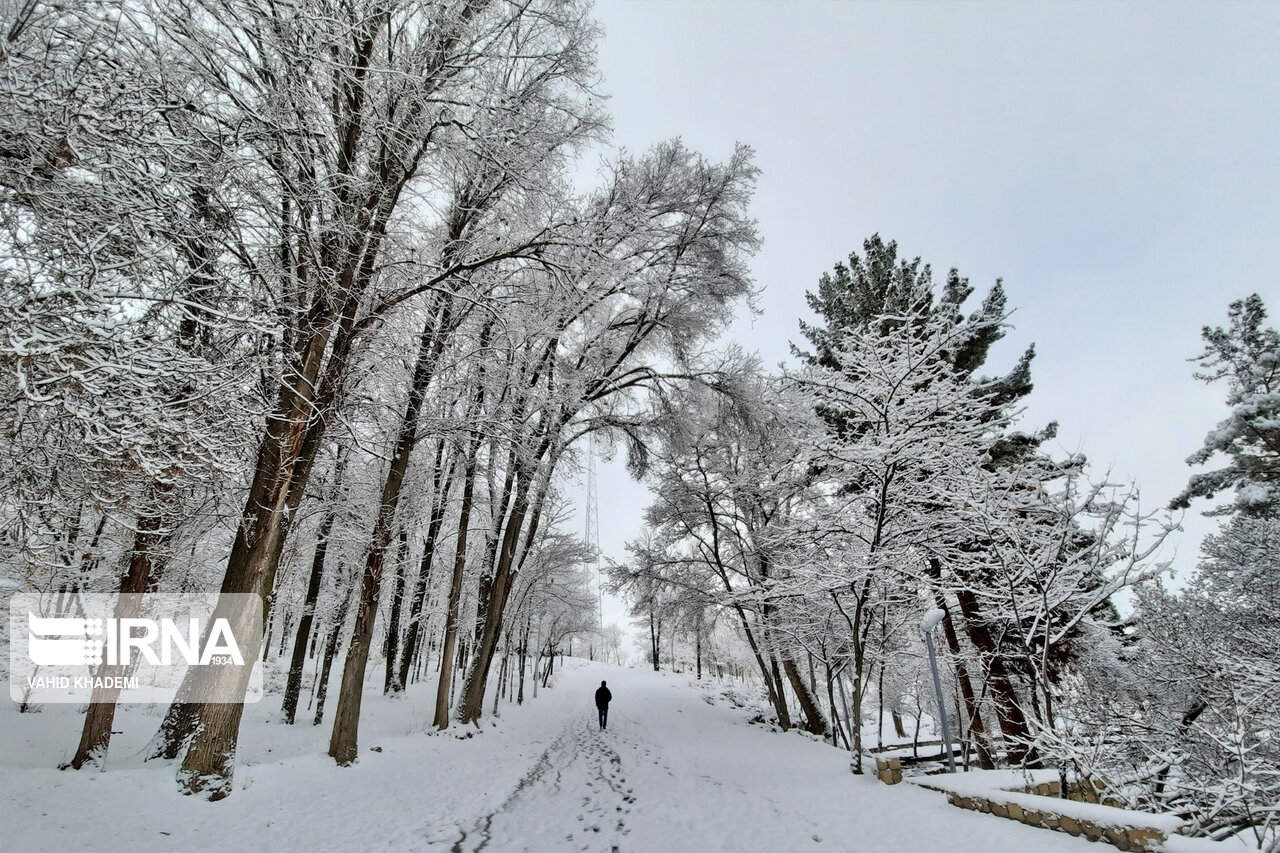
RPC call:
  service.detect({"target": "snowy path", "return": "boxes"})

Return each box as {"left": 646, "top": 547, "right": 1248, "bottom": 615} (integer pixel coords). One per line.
{"left": 449, "top": 662, "right": 1095, "bottom": 853}
{"left": 0, "top": 659, "right": 1100, "bottom": 852}
{"left": 454, "top": 710, "right": 632, "bottom": 852}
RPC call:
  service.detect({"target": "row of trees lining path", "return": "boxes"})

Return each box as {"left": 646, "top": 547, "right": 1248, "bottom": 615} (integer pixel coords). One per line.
{"left": 2, "top": 0, "right": 756, "bottom": 798}
{"left": 611, "top": 243, "right": 1277, "bottom": 849}
{"left": 2, "top": 2, "right": 1275, "bottom": 846}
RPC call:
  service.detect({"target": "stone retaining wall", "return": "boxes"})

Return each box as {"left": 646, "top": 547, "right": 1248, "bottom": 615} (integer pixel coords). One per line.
{"left": 874, "top": 757, "right": 902, "bottom": 785}
{"left": 1024, "top": 778, "right": 1128, "bottom": 809}
{"left": 942, "top": 790, "right": 1167, "bottom": 852}
{"left": 877, "top": 756, "right": 1177, "bottom": 851}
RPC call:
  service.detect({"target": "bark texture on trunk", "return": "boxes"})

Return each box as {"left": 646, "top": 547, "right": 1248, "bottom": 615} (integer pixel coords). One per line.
{"left": 783, "top": 657, "right": 828, "bottom": 736}
{"left": 433, "top": 447, "right": 478, "bottom": 729}
{"left": 313, "top": 582, "right": 352, "bottom": 726}
{"left": 281, "top": 461, "right": 344, "bottom": 724}
{"left": 382, "top": 529, "right": 409, "bottom": 694}
{"left": 68, "top": 513, "right": 168, "bottom": 769}
{"left": 926, "top": 560, "right": 996, "bottom": 768}
{"left": 150, "top": 325, "right": 335, "bottom": 786}
{"left": 456, "top": 447, "right": 556, "bottom": 726}
{"left": 328, "top": 298, "right": 455, "bottom": 762}
{"left": 394, "top": 442, "right": 454, "bottom": 692}
{"left": 955, "top": 586, "right": 1036, "bottom": 765}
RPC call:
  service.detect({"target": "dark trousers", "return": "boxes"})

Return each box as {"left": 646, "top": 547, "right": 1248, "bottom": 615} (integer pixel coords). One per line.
{"left": 597, "top": 705, "right": 608, "bottom": 728}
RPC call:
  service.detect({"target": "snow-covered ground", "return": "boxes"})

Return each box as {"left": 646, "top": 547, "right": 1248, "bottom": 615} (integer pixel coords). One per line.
{"left": 1, "top": 659, "right": 1103, "bottom": 852}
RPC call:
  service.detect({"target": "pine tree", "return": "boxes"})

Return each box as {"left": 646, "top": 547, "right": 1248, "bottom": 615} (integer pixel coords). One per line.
{"left": 1172, "top": 294, "right": 1280, "bottom": 517}
{"left": 795, "top": 235, "right": 1046, "bottom": 764}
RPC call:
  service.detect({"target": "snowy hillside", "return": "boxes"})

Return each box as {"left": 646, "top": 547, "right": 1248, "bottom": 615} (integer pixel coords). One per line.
{"left": 1, "top": 660, "right": 1100, "bottom": 853}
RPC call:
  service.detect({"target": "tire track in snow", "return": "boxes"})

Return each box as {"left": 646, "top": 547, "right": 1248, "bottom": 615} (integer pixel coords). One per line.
{"left": 449, "top": 709, "right": 633, "bottom": 852}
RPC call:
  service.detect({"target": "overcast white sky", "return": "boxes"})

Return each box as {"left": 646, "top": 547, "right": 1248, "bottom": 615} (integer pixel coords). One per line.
{"left": 569, "top": 0, "right": 1280, "bottom": 642}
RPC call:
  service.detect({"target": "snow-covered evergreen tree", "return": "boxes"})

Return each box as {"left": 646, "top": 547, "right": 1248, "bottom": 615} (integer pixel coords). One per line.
{"left": 1172, "top": 294, "right": 1280, "bottom": 516}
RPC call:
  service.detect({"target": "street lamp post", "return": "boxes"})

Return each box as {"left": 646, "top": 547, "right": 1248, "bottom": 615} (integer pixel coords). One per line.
{"left": 922, "top": 608, "right": 957, "bottom": 773}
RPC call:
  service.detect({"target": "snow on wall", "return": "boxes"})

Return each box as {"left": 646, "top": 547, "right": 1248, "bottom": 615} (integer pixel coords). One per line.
{"left": 907, "top": 768, "right": 1186, "bottom": 852}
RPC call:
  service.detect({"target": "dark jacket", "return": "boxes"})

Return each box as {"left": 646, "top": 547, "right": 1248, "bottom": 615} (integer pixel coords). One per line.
{"left": 595, "top": 685, "right": 612, "bottom": 708}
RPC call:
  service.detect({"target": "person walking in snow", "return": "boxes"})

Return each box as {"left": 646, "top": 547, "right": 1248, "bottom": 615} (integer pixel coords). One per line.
{"left": 595, "top": 680, "right": 612, "bottom": 730}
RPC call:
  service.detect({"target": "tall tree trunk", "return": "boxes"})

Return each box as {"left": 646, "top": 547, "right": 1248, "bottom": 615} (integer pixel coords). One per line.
{"left": 729, "top": 602, "right": 789, "bottom": 729}
{"left": 394, "top": 441, "right": 454, "bottom": 692}
{"left": 328, "top": 300, "right": 455, "bottom": 764}
{"left": 825, "top": 662, "right": 848, "bottom": 748}
{"left": 282, "top": 446, "right": 348, "bottom": 724}
{"left": 954, "top": 586, "right": 1036, "bottom": 765}
{"left": 67, "top": 512, "right": 168, "bottom": 769}
{"left": 455, "top": 499, "right": 523, "bottom": 724}
{"left": 877, "top": 660, "right": 885, "bottom": 750}
{"left": 840, "top": 670, "right": 863, "bottom": 770}
{"left": 434, "top": 445, "right": 479, "bottom": 729}
{"left": 456, "top": 448, "right": 558, "bottom": 725}
{"left": 926, "top": 560, "right": 996, "bottom": 768}
{"left": 313, "top": 579, "right": 353, "bottom": 726}
{"left": 783, "top": 657, "right": 828, "bottom": 736}
{"left": 829, "top": 590, "right": 868, "bottom": 772}
{"left": 768, "top": 653, "right": 792, "bottom": 731}
{"left": 516, "top": 616, "right": 530, "bottom": 705}
{"left": 695, "top": 618, "right": 702, "bottom": 681}
{"left": 759, "top": 604, "right": 793, "bottom": 731}
{"left": 649, "top": 608, "right": 660, "bottom": 671}
{"left": 493, "top": 631, "right": 510, "bottom": 715}
{"left": 382, "top": 529, "right": 410, "bottom": 694}
{"left": 148, "top": 313, "right": 340, "bottom": 793}
{"left": 541, "top": 643, "right": 555, "bottom": 687}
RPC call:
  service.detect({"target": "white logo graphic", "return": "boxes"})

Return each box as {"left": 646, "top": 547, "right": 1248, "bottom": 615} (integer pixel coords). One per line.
{"left": 27, "top": 612, "right": 244, "bottom": 667}
{"left": 9, "top": 593, "right": 263, "bottom": 705}
{"left": 27, "top": 613, "right": 104, "bottom": 666}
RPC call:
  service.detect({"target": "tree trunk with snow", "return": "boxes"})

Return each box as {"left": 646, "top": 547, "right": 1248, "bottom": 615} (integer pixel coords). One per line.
{"left": 68, "top": 513, "right": 168, "bottom": 769}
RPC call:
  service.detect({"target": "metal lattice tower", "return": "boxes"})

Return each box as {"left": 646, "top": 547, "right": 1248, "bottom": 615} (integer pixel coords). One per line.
{"left": 584, "top": 435, "right": 603, "bottom": 629}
